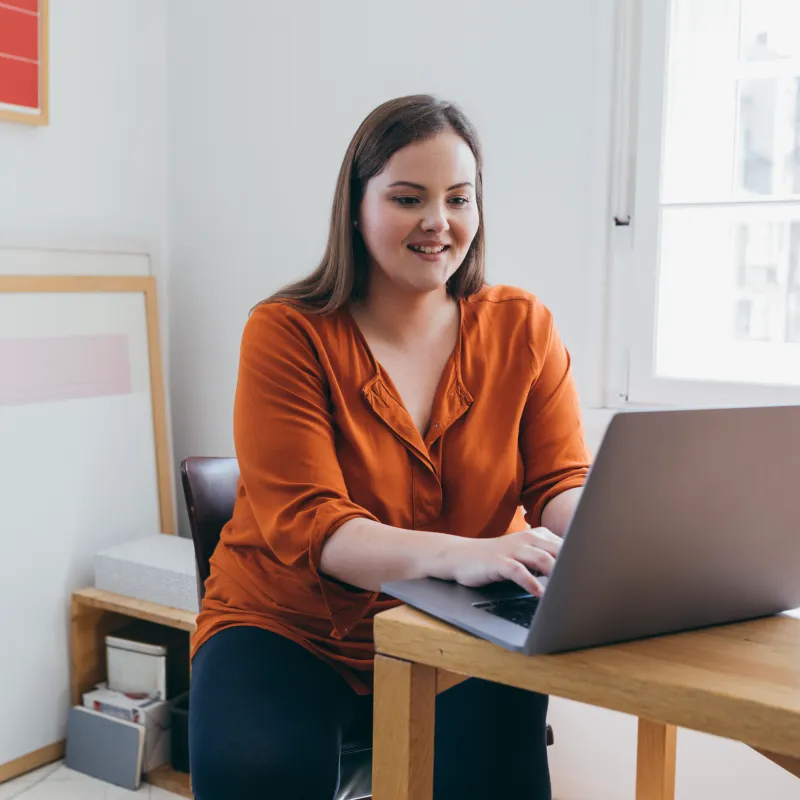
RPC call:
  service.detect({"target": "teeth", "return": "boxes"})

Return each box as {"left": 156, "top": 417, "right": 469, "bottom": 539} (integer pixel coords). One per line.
{"left": 410, "top": 245, "right": 446, "bottom": 254}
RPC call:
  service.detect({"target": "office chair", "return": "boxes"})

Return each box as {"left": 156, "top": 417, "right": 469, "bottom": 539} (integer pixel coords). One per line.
{"left": 180, "top": 457, "right": 373, "bottom": 800}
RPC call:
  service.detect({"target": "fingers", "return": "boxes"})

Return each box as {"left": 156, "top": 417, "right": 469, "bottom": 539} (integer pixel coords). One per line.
{"left": 518, "top": 528, "right": 562, "bottom": 557}
{"left": 515, "top": 545, "right": 556, "bottom": 577}
{"left": 498, "top": 558, "right": 544, "bottom": 597}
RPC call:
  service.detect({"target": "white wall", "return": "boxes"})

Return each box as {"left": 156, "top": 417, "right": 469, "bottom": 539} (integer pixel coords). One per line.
{"left": 0, "top": 0, "right": 167, "bottom": 275}
{"left": 164, "top": 2, "right": 799, "bottom": 798}
{"left": 0, "top": 0, "right": 174, "bottom": 525}
{"left": 165, "top": 0, "right": 611, "bottom": 465}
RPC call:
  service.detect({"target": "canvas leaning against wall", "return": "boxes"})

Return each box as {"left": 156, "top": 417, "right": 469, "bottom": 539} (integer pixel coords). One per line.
{"left": 0, "top": 269, "right": 173, "bottom": 780}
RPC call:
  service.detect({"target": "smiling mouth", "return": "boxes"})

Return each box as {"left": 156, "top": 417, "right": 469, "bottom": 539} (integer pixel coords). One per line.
{"left": 408, "top": 244, "right": 450, "bottom": 254}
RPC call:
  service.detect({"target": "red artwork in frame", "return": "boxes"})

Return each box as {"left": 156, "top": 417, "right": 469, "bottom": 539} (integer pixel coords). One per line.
{"left": 0, "top": 0, "right": 48, "bottom": 125}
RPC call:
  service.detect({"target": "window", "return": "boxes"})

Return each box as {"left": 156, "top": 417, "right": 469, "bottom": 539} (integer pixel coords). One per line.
{"left": 611, "top": 0, "right": 800, "bottom": 407}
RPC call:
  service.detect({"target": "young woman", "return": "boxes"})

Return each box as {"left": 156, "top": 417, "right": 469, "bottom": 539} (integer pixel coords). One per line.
{"left": 189, "top": 94, "right": 591, "bottom": 800}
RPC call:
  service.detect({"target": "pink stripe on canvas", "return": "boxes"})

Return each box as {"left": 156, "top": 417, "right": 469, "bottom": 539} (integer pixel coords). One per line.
{"left": 0, "top": 335, "right": 133, "bottom": 406}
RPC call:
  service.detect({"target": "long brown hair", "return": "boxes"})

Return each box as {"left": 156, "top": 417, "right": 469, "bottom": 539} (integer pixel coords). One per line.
{"left": 263, "top": 94, "right": 487, "bottom": 314}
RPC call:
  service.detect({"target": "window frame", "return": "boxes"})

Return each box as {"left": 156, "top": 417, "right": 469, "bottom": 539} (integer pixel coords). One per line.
{"left": 603, "top": 0, "right": 800, "bottom": 410}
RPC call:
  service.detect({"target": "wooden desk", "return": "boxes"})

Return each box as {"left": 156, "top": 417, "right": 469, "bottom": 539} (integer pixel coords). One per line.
{"left": 373, "top": 606, "right": 800, "bottom": 800}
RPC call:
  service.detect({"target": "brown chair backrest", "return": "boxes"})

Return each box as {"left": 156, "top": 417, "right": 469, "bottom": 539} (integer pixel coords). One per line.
{"left": 180, "top": 457, "right": 240, "bottom": 601}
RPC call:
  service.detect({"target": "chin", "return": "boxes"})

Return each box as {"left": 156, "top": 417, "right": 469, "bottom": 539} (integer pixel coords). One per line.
{"left": 375, "top": 254, "right": 459, "bottom": 296}
{"left": 404, "top": 275, "right": 452, "bottom": 295}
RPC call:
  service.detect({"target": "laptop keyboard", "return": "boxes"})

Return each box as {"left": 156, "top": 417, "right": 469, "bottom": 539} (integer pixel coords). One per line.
{"left": 474, "top": 595, "right": 540, "bottom": 628}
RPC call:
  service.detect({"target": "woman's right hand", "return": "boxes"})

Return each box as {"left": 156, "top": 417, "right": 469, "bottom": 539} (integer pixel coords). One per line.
{"left": 432, "top": 529, "right": 562, "bottom": 597}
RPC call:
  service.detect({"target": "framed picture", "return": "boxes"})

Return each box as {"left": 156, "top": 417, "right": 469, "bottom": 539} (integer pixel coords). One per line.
{"left": 0, "top": 269, "right": 174, "bottom": 780}
{"left": 0, "top": 0, "right": 48, "bottom": 125}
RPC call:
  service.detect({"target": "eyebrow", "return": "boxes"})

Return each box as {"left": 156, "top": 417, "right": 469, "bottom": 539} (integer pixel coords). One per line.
{"left": 387, "top": 181, "right": 474, "bottom": 191}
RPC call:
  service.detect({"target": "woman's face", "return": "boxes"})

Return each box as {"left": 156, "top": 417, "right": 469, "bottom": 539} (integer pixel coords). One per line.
{"left": 358, "top": 131, "right": 480, "bottom": 296}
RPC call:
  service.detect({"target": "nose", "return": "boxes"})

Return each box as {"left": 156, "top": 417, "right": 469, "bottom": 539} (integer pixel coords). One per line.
{"left": 421, "top": 203, "right": 450, "bottom": 234}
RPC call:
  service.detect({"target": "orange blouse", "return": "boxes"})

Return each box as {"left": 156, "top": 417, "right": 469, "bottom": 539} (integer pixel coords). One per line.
{"left": 191, "top": 284, "right": 591, "bottom": 694}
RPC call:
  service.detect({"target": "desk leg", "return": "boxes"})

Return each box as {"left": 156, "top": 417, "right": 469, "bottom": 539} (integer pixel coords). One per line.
{"left": 636, "top": 719, "right": 676, "bottom": 800}
{"left": 373, "top": 654, "right": 436, "bottom": 800}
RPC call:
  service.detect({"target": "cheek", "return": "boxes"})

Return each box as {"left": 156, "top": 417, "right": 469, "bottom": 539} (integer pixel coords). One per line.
{"left": 455, "top": 209, "right": 480, "bottom": 247}
{"left": 363, "top": 207, "right": 410, "bottom": 253}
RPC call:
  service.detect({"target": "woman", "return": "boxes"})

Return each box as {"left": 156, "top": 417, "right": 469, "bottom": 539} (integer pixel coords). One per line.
{"left": 189, "top": 94, "right": 591, "bottom": 800}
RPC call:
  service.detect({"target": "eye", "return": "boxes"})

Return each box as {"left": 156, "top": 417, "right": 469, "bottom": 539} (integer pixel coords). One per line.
{"left": 449, "top": 196, "right": 470, "bottom": 207}
{"left": 393, "top": 196, "right": 420, "bottom": 206}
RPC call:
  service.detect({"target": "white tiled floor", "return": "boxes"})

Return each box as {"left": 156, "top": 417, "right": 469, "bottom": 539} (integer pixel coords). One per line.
{"left": 0, "top": 762, "right": 184, "bottom": 800}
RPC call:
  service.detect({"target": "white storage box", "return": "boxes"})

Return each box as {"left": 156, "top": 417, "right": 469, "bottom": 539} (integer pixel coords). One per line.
{"left": 107, "top": 638, "right": 168, "bottom": 700}
{"left": 94, "top": 533, "right": 199, "bottom": 613}
{"left": 106, "top": 621, "right": 190, "bottom": 700}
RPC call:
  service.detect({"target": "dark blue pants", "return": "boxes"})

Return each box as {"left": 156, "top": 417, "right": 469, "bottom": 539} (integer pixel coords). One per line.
{"left": 189, "top": 626, "right": 551, "bottom": 800}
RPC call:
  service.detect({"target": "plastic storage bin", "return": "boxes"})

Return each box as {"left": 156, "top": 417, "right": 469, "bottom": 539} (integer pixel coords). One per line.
{"left": 170, "top": 692, "right": 190, "bottom": 774}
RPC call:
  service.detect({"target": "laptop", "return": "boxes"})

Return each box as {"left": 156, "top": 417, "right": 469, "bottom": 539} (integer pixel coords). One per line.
{"left": 382, "top": 406, "right": 800, "bottom": 655}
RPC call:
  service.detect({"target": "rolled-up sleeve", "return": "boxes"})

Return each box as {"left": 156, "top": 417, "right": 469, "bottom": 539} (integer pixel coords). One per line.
{"left": 233, "top": 302, "right": 379, "bottom": 638}
{"left": 519, "top": 298, "right": 591, "bottom": 527}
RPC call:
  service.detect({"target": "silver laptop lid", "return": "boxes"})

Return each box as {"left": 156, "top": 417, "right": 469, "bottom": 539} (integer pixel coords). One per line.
{"left": 527, "top": 406, "right": 800, "bottom": 654}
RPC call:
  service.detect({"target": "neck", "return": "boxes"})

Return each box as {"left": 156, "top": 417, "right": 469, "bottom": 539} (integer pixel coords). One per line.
{"left": 355, "top": 276, "right": 455, "bottom": 344}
